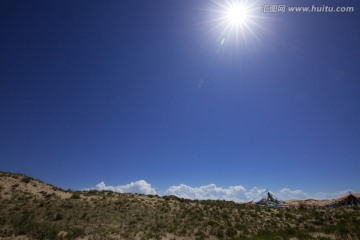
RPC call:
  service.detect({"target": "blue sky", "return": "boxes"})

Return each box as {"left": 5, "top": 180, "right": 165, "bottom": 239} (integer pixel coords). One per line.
{"left": 1, "top": 0, "right": 359, "bottom": 198}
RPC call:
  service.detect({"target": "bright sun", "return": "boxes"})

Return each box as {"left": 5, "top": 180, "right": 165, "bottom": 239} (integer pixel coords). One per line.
{"left": 226, "top": 3, "right": 250, "bottom": 27}
{"left": 211, "top": 0, "right": 261, "bottom": 45}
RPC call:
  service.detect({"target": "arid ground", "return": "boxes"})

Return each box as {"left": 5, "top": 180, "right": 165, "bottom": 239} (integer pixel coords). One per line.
{"left": 1, "top": 171, "right": 359, "bottom": 240}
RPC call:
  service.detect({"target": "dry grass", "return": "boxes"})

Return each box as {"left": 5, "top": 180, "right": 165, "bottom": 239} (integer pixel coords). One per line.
{"left": 1, "top": 171, "right": 359, "bottom": 240}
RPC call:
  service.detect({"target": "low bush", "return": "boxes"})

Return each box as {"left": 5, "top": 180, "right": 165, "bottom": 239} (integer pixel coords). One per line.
{"left": 70, "top": 193, "right": 81, "bottom": 199}
{"left": 21, "top": 176, "right": 32, "bottom": 183}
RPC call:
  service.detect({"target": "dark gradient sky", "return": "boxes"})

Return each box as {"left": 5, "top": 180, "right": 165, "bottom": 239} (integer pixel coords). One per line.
{"left": 1, "top": 0, "right": 360, "bottom": 193}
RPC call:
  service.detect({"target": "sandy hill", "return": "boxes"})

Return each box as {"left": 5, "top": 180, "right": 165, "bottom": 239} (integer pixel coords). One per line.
{"left": 0, "top": 172, "right": 71, "bottom": 201}
{"left": 1, "top": 171, "right": 360, "bottom": 240}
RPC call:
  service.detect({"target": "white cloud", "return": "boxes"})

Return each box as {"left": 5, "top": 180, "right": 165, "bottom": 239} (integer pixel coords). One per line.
{"left": 245, "top": 187, "right": 267, "bottom": 202}
{"left": 312, "top": 189, "right": 352, "bottom": 200}
{"left": 164, "top": 184, "right": 352, "bottom": 202}
{"left": 165, "top": 183, "right": 248, "bottom": 202}
{"left": 276, "top": 188, "right": 311, "bottom": 200}
{"left": 90, "top": 181, "right": 354, "bottom": 202}
{"left": 95, "top": 180, "right": 156, "bottom": 195}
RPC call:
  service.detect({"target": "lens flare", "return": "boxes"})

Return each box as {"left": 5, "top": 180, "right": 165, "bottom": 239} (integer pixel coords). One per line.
{"left": 209, "top": 0, "right": 263, "bottom": 46}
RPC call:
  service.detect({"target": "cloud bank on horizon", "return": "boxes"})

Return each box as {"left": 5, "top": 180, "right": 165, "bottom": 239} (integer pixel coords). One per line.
{"left": 95, "top": 180, "right": 156, "bottom": 195}
{"left": 93, "top": 181, "right": 353, "bottom": 201}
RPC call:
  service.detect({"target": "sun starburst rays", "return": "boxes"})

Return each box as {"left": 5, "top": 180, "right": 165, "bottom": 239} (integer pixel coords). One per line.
{"left": 208, "top": 0, "right": 263, "bottom": 47}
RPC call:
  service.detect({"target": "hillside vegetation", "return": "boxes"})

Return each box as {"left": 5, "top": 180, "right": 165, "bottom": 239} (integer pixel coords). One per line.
{"left": 0, "top": 171, "right": 360, "bottom": 240}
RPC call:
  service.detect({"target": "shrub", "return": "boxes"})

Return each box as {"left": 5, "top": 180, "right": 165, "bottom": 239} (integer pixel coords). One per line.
{"left": 21, "top": 176, "right": 32, "bottom": 183}
{"left": 227, "top": 227, "right": 237, "bottom": 237}
{"left": 216, "top": 229, "right": 224, "bottom": 238}
{"left": 86, "top": 190, "right": 99, "bottom": 196}
{"left": 195, "top": 230, "right": 206, "bottom": 240}
{"left": 235, "top": 224, "right": 248, "bottom": 232}
{"left": 52, "top": 186, "right": 63, "bottom": 191}
{"left": 0, "top": 216, "right": 6, "bottom": 226}
{"left": 71, "top": 193, "right": 81, "bottom": 199}
{"left": 10, "top": 211, "right": 59, "bottom": 240}
{"left": 67, "top": 227, "right": 85, "bottom": 238}
{"left": 24, "top": 221, "right": 59, "bottom": 240}
{"left": 53, "top": 213, "right": 63, "bottom": 221}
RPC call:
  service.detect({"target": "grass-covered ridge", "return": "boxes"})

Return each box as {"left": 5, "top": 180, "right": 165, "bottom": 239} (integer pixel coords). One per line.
{"left": 1, "top": 171, "right": 359, "bottom": 240}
